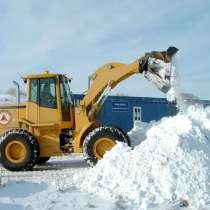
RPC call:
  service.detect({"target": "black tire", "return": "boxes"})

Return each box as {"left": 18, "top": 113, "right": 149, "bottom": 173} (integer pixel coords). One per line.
{"left": 83, "top": 126, "right": 129, "bottom": 167}
{"left": 0, "top": 129, "right": 40, "bottom": 171}
{"left": 37, "top": 157, "right": 50, "bottom": 165}
{"left": 111, "top": 126, "right": 131, "bottom": 146}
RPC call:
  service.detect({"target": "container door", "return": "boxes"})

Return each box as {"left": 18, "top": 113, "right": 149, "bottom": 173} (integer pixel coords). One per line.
{"left": 133, "top": 106, "right": 141, "bottom": 122}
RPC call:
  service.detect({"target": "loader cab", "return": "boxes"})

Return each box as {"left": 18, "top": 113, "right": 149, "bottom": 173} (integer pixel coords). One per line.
{"left": 24, "top": 72, "right": 74, "bottom": 129}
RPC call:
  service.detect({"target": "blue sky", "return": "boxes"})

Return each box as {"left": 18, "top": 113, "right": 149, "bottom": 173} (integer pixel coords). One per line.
{"left": 0, "top": 0, "right": 210, "bottom": 99}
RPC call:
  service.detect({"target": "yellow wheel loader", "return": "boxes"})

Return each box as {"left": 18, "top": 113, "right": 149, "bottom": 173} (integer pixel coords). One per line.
{"left": 0, "top": 47, "right": 178, "bottom": 171}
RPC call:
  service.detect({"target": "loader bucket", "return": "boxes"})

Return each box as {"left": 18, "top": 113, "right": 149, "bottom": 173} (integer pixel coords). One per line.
{"left": 142, "top": 46, "right": 179, "bottom": 93}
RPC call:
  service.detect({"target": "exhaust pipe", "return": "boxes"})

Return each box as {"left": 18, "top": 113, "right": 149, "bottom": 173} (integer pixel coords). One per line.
{"left": 140, "top": 47, "right": 179, "bottom": 93}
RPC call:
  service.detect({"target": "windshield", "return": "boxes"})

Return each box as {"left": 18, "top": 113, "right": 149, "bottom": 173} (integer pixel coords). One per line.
{"left": 60, "top": 76, "right": 73, "bottom": 104}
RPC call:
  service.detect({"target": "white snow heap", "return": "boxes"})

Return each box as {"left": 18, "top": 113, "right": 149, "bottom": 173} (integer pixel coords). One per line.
{"left": 128, "top": 121, "right": 154, "bottom": 147}
{"left": 0, "top": 94, "right": 16, "bottom": 104}
{"left": 75, "top": 105, "right": 210, "bottom": 209}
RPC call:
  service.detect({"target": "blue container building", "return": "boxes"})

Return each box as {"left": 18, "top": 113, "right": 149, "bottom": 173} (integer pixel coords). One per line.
{"left": 73, "top": 94, "right": 210, "bottom": 132}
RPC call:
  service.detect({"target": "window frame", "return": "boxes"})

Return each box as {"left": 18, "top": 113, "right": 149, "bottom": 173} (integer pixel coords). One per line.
{"left": 29, "top": 77, "right": 57, "bottom": 109}
{"left": 29, "top": 79, "right": 39, "bottom": 104}
{"left": 60, "top": 76, "right": 71, "bottom": 121}
{"left": 39, "top": 78, "right": 57, "bottom": 109}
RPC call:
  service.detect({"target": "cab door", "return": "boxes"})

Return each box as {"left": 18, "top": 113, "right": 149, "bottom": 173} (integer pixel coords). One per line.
{"left": 27, "top": 79, "right": 39, "bottom": 123}
{"left": 38, "top": 78, "right": 60, "bottom": 123}
{"left": 59, "top": 77, "right": 74, "bottom": 128}
{"left": 38, "top": 77, "right": 61, "bottom": 156}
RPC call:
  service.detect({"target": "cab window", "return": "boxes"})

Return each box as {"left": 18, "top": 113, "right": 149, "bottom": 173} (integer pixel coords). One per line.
{"left": 30, "top": 79, "right": 38, "bottom": 103}
{"left": 60, "top": 77, "right": 72, "bottom": 121}
{"left": 40, "top": 78, "right": 57, "bottom": 108}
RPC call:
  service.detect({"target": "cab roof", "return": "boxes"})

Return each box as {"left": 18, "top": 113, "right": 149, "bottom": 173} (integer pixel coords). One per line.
{"left": 23, "top": 71, "right": 70, "bottom": 80}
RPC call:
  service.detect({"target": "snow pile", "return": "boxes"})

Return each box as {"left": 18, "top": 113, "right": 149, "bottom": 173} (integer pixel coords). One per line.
{"left": 0, "top": 94, "right": 26, "bottom": 104}
{"left": 0, "top": 94, "right": 16, "bottom": 104}
{"left": 128, "top": 121, "right": 153, "bottom": 147}
{"left": 0, "top": 180, "right": 118, "bottom": 210}
{"left": 75, "top": 105, "right": 210, "bottom": 209}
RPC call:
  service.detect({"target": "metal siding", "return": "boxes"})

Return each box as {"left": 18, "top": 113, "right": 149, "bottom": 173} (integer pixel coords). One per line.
{"left": 97, "top": 96, "right": 168, "bottom": 132}
{"left": 98, "top": 99, "right": 132, "bottom": 132}
{"left": 166, "top": 103, "right": 178, "bottom": 116}
{"left": 72, "top": 94, "right": 210, "bottom": 132}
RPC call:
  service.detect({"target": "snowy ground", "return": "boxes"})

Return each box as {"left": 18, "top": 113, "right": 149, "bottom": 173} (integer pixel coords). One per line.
{"left": 0, "top": 156, "right": 198, "bottom": 210}
{"left": 1, "top": 95, "right": 210, "bottom": 209}
{"left": 1, "top": 104, "right": 210, "bottom": 210}
{"left": 0, "top": 156, "right": 120, "bottom": 210}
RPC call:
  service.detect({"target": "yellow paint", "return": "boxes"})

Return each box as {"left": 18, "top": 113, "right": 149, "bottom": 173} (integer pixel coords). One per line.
{"left": 27, "top": 102, "right": 38, "bottom": 123}
{"left": 36, "top": 128, "right": 62, "bottom": 156}
{"left": 0, "top": 105, "right": 26, "bottom": 136}
{"left": 93, "top": 137, "right": 116, "bottom": 160}
{"left": 5, "top": 140, "right": 26, "bottom": 163}
{"left": 81, "top": 61, "right": 139, "bottom": 109}
{"left": 23, "top": 72, "right": 59, "bottom": 80}
{"left": 39, "top": 106, "right": 59, "bottom": 123}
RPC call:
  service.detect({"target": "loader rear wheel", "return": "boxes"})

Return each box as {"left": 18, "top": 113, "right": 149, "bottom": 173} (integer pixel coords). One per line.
{"left": 0, "top": 129, "right": 39, "bottom": 171}
{"left": 37, "top": 157, "right": 50, "bottom": 165}
{"left": 83, "top": 126, "right": 130, "bottom": 167}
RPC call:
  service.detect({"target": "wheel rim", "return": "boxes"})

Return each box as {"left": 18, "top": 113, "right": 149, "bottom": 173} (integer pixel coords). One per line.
{"left": 93, "top": 138, "right": 115, "bottom": 160}
{"left": 5, "top": 140, "right": 27, "bottom": 163}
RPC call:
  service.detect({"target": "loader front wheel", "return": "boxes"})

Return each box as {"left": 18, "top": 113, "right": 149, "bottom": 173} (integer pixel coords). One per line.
{"left": 83, "top": 126, "right": 130, "bottom": 167}
{"left": 0, "top": 129, "right": 39, "bottom": 171}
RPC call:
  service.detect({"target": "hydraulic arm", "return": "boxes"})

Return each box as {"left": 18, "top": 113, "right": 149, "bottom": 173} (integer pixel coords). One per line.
{"left": 81, "top": 46, "right": 178, "bottom": 121}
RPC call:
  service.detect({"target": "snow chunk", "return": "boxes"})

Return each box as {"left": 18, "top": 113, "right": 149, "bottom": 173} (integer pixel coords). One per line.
{"left": 128, "top": 121, "right": 153, "bottom": 147}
